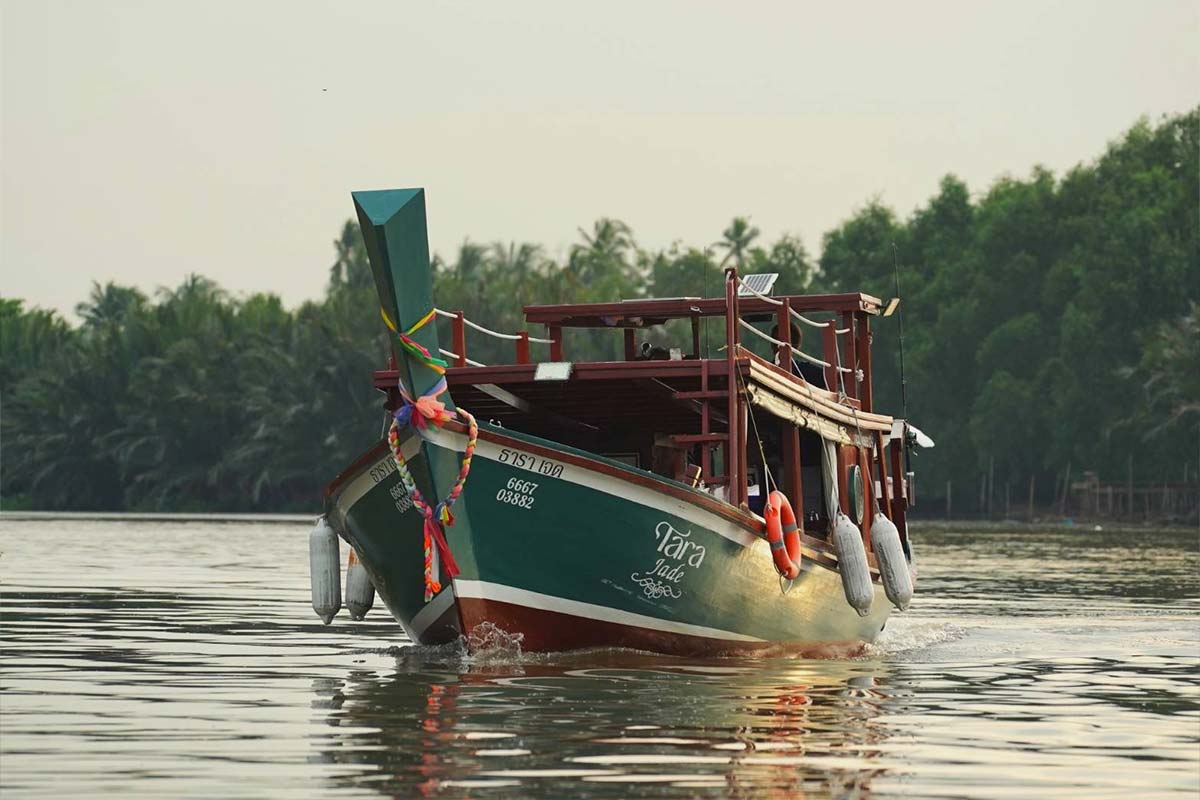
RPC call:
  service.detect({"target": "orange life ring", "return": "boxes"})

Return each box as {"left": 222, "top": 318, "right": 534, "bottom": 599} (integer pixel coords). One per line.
{"left": 764, "top": 490, "right": 802, "bottom": 579}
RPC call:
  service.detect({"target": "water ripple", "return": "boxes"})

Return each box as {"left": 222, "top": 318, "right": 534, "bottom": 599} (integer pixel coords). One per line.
{"left": 0, "top": 518, "right": 1196, "bottom": 798}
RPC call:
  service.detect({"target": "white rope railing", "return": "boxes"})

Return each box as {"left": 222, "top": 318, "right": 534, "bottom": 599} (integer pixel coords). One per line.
{"left": 738, "top": 317, "right": 788, "bottom": 347}
{"left": 439, "top": 348, "right": 486, "bottom": 368}
{"left": 790, "top": 307, "right": 833, "bottom": 330}
{"left": 733, "top": 277, "right": 852, "bottom": 333}
{"left": 461, "top": 316, "right": 522, "bottom": 340}
{"left": 436, "top": 308, "right": 555, "bottom": 345}
{"left": 737, "top": 318, "right": 851, "bottom": 372}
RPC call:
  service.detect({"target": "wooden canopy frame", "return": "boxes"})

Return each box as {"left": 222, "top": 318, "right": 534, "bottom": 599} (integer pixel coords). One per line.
{"left": 372, "top": 271, "right": 908, "bottom": 541}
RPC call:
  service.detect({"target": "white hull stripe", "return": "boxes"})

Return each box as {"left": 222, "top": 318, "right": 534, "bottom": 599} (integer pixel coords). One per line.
{"left": 410, "top": 586, "right": 457, "bottom": 636}
{"left": 453, "top": 579, "right": 766, "bottom": 643}
{"left": 421, "top": 426, "right": 760, "bottom": 549}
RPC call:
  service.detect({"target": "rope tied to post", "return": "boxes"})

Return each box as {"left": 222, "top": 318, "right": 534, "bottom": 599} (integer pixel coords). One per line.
{"left": 381, "top": 307, "right": 449, "bottom": 375}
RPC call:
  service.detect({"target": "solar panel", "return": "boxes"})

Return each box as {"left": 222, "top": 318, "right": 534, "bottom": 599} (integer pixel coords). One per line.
{"left": 738, "top": 272, "right": 779, "bottom": 297}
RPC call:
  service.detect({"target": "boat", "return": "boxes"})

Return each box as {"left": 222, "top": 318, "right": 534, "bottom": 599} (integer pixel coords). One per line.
{"left": 314, "top": 187, "right": 921, "bottom": 656}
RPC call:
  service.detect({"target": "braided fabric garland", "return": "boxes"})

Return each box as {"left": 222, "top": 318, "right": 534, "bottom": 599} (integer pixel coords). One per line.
{"left": 388, "top": 389, "right": 478, "bottom": 602}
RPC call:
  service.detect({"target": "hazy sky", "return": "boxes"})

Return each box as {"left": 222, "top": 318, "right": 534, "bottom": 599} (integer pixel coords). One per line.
{"left": 3, "top": 1, "right": 1197, "bottom": 318}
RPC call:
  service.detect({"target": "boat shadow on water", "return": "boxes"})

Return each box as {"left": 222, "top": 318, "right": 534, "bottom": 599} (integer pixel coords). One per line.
{"left": 310, "top": 634, "right": 905, "bottom": 799}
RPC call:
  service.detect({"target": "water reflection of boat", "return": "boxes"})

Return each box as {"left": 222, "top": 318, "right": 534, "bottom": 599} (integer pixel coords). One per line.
{"left": 320, "top": 188, "right": 922, "bottom": 655}
{"left": 311, "top": 648, "right": 895, "bottom": 798}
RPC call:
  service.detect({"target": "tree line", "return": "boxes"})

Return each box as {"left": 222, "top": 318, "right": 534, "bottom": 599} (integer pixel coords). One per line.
{"left": 2, "top": 108, "right": 1196, "bottom": 513}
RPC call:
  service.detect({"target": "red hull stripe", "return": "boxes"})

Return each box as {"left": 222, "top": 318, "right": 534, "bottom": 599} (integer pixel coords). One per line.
{"left": 454, "top": 579, "right": 764, "bottom": 643}
{"left": 455, "top": 595, "right": 867, "bottom": 658}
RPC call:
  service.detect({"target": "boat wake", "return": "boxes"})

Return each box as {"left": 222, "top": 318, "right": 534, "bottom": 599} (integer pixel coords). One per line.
{"left": 363, "top": 624, "right": 531, "bottom": 669}
{"left": 864, "top": 617, "right": 966, "bottom": 657}
{"left": 364, "top": 620, "right": 965, "bottom": 670}
{"left": 464, "top": 622, "right": 526, "bottom": 663}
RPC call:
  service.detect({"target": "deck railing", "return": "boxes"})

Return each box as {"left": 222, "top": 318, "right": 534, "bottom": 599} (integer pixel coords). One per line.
{"left": 433, "top": 308, "right": 557, "bottom": 367}
{"left": 418, "top": 273, "right": 890, "bottom": 520}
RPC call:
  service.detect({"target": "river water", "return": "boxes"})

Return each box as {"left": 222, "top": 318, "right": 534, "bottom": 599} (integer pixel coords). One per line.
{"left": 0, "top": 517, "right": 1196, "bottom": 799}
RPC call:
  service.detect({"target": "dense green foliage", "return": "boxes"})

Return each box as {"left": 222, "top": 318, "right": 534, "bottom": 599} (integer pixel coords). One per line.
{"left": 2, "top": 110, "right": 1195, "bottom": 512}
{"left": 818, "top": 110, "right": 1198, "bottom": 507}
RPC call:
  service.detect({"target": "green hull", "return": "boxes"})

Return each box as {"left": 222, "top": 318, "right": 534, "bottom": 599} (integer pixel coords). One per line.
{"left": 326, "top": 422, "right": 891, "bottom": 656}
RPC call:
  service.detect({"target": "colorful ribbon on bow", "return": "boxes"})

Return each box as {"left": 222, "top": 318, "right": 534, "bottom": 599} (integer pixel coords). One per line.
{"left": 394, "top": 377, "right": 455, "bottom": 430}
{"left": 381, "top": 307, "right": 448, "bottom": 375}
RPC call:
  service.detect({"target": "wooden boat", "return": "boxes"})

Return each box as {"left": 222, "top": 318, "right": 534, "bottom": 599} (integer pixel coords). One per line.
{"left": 320, "top": 188, "right": 919, "bottom": 656}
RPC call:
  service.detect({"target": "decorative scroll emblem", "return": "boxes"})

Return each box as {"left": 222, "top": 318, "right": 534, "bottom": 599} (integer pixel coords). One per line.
{"left": 629, "top": 521, "right": 706, "bottom": 601}
{"left": 630, "top": 574, "right": 681, "bottom": 599}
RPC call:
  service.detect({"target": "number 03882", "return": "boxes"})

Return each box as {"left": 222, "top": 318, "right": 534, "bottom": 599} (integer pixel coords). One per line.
{"left": 496, "top": 477, "right": 537, "bottom": 509}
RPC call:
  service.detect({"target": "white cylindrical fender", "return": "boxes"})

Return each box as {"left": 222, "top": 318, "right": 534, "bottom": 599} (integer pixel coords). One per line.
{"left": 871, "top": 514, "right": 913, "bottom": 611}
{"left": 832, "top": 512, "right": 873, "bottom": 616}
{"left": 345, "top": 547, "right": 375, "bottom": 621}
{"left": 309, "top": 517, "right": 341, "bottom": 625}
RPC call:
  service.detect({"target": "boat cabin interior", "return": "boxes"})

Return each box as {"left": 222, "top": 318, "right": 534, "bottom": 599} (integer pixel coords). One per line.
{"left": 374, "top": 271, "right": 910, "bottom": 540}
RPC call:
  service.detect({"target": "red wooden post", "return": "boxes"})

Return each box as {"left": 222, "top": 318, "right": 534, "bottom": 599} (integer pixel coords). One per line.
{"left": 875, "top": 431, "right": 892, "bottom": 521}
{"left": 548, "top": 325, "right": 563, "bottom": 361}
{"left": 451, "top": 311, "right": 467, "bottom": 367}
{"left": 691, "top": 316, "right": 701, "bottom": 359}
{"left": 700, "top": 359, "right": 712, "bottom": 483}
{"left": 841, "top": 311, "right": 858, "bottom": 401}
{"left": 738, "top": 402, "right": 748, "bottom": 509}
{"left": 776, "top": 300, "right": 803, "bottom": 515}
{"left": 791, "top": 424, "right": 804, "bottom": 527}
{"left": 856, "top": 312, "right": 872, "bottom": 412}
{"left": 782, "top": 418, "right": 801, "bottom": 509}
{"left": 624, "top": 329, "right": 637, "bottom": 361}
{"left": 776, "top": 299, "right": 792, "bottom": 374}
{"left": 516, "top": 331, "right": 531, "bottom": 364}
{"left": 725, "top": 267, "right": 742, "bottom": 506}
{"left": 836, "top": 445, "right": 849, "bottom": 519}
{"left": 385, "top": 354, "right": 399, "bottom": 411}
{"left": 822, "top": 323, "right": 838, "bottom": 391}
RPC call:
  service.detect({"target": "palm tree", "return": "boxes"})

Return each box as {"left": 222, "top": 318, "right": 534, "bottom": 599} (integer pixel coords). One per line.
{"left": 328, "top": 221, "right": 373, "bottom": 292}
{"left": 575, "top": 218, "right": 633, "bottom": 260}
{"left": 75, "top": 282, "right": 147, "bottom": 330}
{"left": 716, "top": 216, "right": 761, "bottom": 272}
{"left": 490, "top": 242, "right": 544, "bottom": 286}
{"left": 0, "top": 300, "right": 72, "bottom": 388}
{"left": 569, "top": 219, "right": 640, "bottom": 303}
{"left": 499, "top": 243, "right": 547, "bottom": 311}
{"left": 454, "top": 240, "right": 488, "bottom": 282}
